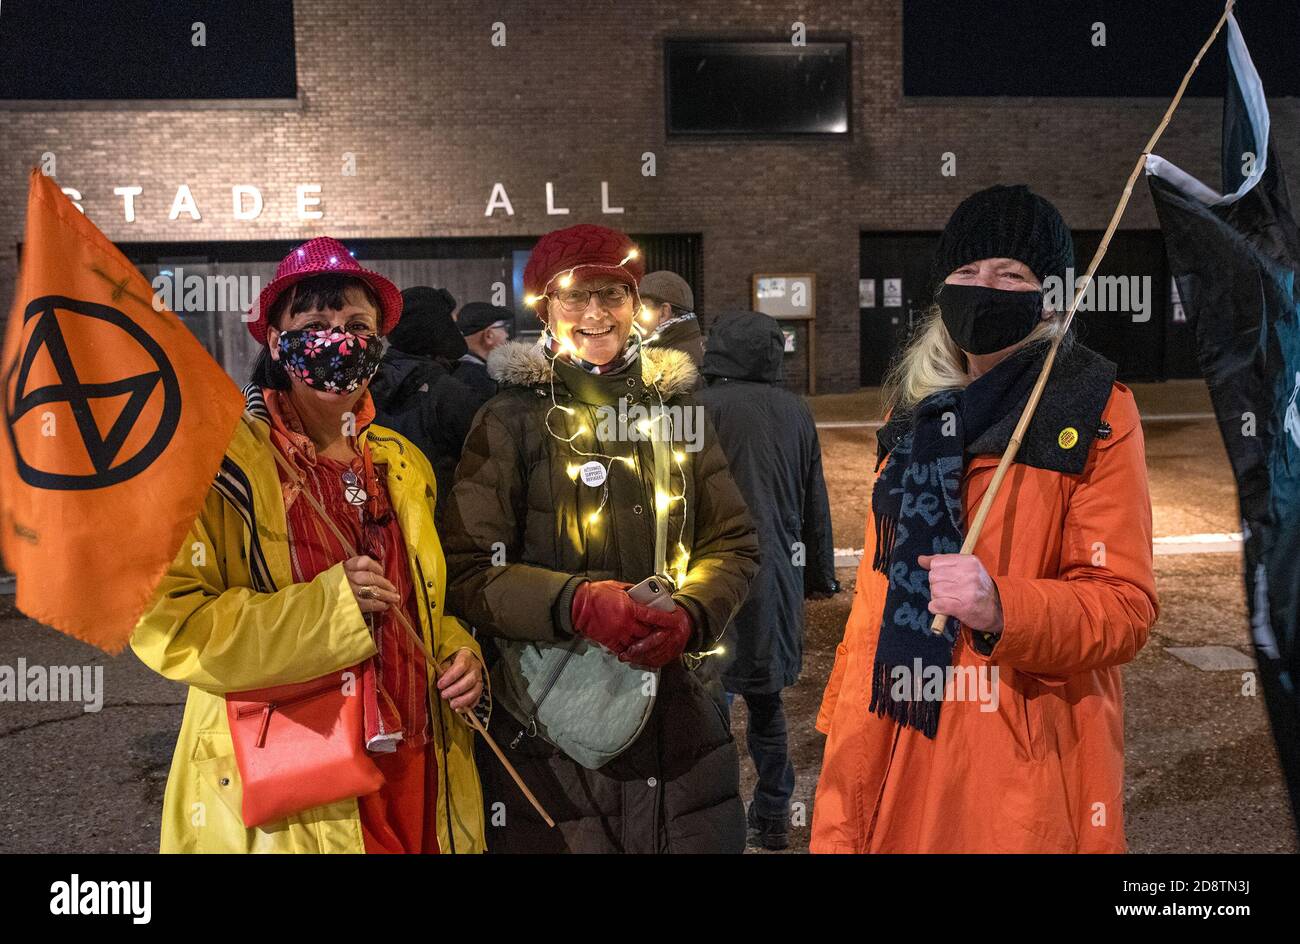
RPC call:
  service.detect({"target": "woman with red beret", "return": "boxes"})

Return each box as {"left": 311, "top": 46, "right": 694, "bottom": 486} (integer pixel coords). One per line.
{"left": 443, "top": 223, "right": 761, "bottom": 853}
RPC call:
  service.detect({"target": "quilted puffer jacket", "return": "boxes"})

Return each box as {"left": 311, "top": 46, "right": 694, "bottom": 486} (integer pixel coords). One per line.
{"left": 443, "top": 340, "right": 760, "bottom": 853}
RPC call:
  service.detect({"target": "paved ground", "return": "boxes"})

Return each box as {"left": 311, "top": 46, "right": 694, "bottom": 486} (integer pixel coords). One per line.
{"left": 1, "top": 379, "right": 1296, "bottom": 853}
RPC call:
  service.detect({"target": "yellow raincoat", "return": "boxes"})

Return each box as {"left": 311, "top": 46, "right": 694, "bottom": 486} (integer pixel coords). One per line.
{"left": 131, "top": 402, "right": 487, "bottom": 853}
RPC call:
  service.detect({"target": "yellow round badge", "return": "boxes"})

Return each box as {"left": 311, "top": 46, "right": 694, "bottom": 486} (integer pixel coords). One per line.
{"left": 1058, "top": 426, "right": 1079, "bottom": 449}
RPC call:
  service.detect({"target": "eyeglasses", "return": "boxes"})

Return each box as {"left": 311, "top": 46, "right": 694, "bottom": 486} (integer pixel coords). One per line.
{"left": 546, "top": 284, "right": 633, "bottom": 314}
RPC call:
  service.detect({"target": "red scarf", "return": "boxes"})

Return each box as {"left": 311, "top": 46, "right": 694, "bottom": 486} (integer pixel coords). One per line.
{"left": 262, "top": 387, "right": 431, "bottom": 753}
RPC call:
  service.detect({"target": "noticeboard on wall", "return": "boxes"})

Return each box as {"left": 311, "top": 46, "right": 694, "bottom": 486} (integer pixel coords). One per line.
{"left": 751, "top": 273, "right": 816, "bottom": 319}
{"left": 750, "top": 272, "right": 817, "bottom": 394}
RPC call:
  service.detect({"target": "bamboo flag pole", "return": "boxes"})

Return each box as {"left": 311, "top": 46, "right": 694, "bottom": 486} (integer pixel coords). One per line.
{"left": 929, "top": 0, "right": 1236, "bottom": 635}
{"left": 267, "top": 436, "right": 556, "bottom": 828}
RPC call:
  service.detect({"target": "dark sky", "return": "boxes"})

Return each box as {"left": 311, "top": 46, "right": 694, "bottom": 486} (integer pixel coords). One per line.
{"left": 0, "top": 0, "right": 295, "bottom": 99}
{"left": 904, "top": 0, "right": 1300, "bottom": 97}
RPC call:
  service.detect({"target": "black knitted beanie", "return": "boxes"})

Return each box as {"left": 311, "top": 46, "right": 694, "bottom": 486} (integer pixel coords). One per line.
{"left": 931, "top": 184, "right": 1074, "bottom": 292}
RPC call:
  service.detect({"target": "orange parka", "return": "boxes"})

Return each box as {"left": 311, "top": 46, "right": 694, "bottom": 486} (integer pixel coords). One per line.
{"left": 812, "top": 381, "right": 1158, "bottom": 853}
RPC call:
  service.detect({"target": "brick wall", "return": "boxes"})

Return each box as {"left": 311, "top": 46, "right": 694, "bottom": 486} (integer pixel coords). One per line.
{"left": 2, "top": 0, "right": 1296, "bottom": 392}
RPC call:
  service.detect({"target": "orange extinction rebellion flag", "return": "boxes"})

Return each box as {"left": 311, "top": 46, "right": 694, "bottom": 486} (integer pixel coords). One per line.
{"left": 0, "top": 169, "right": 244, "bottom": 652}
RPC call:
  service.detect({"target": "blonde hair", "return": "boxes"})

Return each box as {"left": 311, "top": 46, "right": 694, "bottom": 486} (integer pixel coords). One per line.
{"left": 881, "top": 296, "right": 1071, "bottom": 419}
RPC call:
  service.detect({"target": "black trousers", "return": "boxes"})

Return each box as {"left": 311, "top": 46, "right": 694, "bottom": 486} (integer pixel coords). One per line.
{"left": 725, "top": 689, "right": 795, "bottom": 826}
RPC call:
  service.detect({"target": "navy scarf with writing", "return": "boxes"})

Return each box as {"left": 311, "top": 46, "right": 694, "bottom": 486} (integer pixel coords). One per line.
{"left": 869, "top": 346, "right": 1042, "bottom": 737}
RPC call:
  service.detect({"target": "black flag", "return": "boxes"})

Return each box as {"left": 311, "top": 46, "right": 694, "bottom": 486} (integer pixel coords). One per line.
{"left": 1147, "top": 12, "right": 1300, "bottom": 834}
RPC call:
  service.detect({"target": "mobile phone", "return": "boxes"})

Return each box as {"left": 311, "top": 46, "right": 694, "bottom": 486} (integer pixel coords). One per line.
{"left": 626, "top": 574, "right": 677, "bottom": 612}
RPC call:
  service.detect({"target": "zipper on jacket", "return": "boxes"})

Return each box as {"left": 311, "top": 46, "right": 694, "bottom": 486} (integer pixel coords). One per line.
{"left": 414, "top": 555, "right": 457, "bottom": 855}
{"left": 510, "top": 640, "right": 580, "bottom": 749}
{"left": 366, "top": 430, "right": 407, "bottom": 455}
{"left": 235, "top": 678, "right": 343, "bottom": 748}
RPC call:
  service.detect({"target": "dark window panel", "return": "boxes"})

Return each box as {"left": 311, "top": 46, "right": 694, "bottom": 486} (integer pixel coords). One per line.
{"left": 903, "top": 0, "right": 1300, "bottom": 98}
{"left": 0, "top": 0, "right": 296, "bottom": 100}
{"left": 666, "top": 40, "right": 850, "bottom": 135}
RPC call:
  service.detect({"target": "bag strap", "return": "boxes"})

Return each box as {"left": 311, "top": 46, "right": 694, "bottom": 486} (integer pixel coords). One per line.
{"left": 245, "top": 411, "right": 553, "bottom": 826}
{"left": 253, "top": 412, "right": 436, "bottom": 663}
{"left": 651, "top": 416, "right": 670, "bottom": 579}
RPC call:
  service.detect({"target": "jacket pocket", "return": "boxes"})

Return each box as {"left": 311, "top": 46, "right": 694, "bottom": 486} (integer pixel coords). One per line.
{"left": 1017, "top": 679, "right": 1047, "bottom": 763}
{"left": 191, "top": 730, "right": 247, "bottom": 829}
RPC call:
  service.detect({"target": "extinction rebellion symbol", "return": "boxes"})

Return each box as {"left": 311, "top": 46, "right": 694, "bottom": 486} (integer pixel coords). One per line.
{"left": 3, "top": 295, "right": 181, "bottom": 490}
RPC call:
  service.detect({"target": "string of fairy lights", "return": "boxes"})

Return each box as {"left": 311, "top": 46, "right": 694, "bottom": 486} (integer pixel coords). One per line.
{"left": 524, "top": 248, "right": 693, "bottom": 588}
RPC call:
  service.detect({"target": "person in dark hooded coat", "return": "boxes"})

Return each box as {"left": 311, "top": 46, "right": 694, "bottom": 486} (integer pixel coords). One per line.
{"left": 697, "top": 309, "right": 839, "bottom": 849}
{"left": 369, "top": 286, "right": 490, "bottom": 516}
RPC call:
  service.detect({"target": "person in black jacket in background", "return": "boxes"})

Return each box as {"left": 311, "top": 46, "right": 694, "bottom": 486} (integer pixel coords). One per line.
{"left": 697, "top": 310, "right": 839, "bottom": 851}
{"left": 453, "top": 301, "right": 511, "bottom": 400}
{"left": 370, "top": 286, "right": 490, "bottom": 520}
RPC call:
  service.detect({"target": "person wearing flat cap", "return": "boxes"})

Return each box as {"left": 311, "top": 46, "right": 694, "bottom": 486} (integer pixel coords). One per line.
{"left": 638, "top": 270, "right": 705, "bottom": 368}
{"left": 369, "top": 286, "right": 492, "bottom": 516}
{"left": 812, "top": 185, "right": 1158, "bottom": 853}
{"left": 132, "top": 238, "right": 488, "bottom": 854}
{"left": 453, "top": 301, "right": 513, "bottom": 400}
{"left": 443, "top": 223, "right": 760, "bottom": 853}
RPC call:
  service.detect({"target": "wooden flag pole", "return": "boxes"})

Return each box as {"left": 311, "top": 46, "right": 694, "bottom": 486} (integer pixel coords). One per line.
{"left": 929, "top": 0, "right": 1236, "bottom": 635}
{"left": 267, "top": 435, "right": 556, "bottom": 828}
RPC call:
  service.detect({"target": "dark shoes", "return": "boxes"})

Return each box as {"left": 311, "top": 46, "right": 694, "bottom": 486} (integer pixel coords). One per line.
{"left": 746, "top": 803, "right": 790, "bottom": 851}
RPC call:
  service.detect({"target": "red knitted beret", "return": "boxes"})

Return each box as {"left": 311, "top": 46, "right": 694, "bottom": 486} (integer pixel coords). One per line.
{"left": 522, "top": 224, "right": 645, "bottom": 310}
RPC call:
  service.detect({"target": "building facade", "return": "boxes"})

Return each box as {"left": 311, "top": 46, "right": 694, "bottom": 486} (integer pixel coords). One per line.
{"left": 3, "top": 0, "right": 1297, "bottom": 393}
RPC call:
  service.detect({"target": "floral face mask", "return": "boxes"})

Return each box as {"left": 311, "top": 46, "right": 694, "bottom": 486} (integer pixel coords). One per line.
{"left": 276, "top": 328, "right": 384, "bottom": 394}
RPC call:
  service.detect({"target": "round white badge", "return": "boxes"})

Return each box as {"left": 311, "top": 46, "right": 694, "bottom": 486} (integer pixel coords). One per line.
{"left": 579, "top": 461, "right": 608, "bottom": 487}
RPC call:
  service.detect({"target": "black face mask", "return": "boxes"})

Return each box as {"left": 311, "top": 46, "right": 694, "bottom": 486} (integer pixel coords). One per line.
{"left": 937, "top": 283, "right": 1044, "bottom": 355}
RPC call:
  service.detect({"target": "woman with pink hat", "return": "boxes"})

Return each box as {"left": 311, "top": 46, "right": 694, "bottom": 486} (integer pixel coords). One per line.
{"left": 132, "top": 236, "right": 488, "bottom": 853}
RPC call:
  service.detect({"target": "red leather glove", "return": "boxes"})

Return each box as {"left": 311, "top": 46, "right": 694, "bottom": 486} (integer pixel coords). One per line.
{"left": 619, "top": 605, "right": 694, "bottom": 669}
{"left": 570, "top": 580, "right": 654, "bottom": 655}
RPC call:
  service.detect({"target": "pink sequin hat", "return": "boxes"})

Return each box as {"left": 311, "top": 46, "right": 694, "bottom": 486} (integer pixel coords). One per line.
{"left": 246, "top": 236, "right": 403, "bottom": 344}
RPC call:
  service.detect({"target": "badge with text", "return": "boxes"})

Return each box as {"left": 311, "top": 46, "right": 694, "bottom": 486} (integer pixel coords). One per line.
{"left": 579, "top": 460, "right": 607, "bottom": 487}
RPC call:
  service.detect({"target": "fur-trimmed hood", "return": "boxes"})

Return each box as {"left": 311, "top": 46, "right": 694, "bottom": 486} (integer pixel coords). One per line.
{"left": 487, "top": 339, "right": 700, "bottom": 400}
